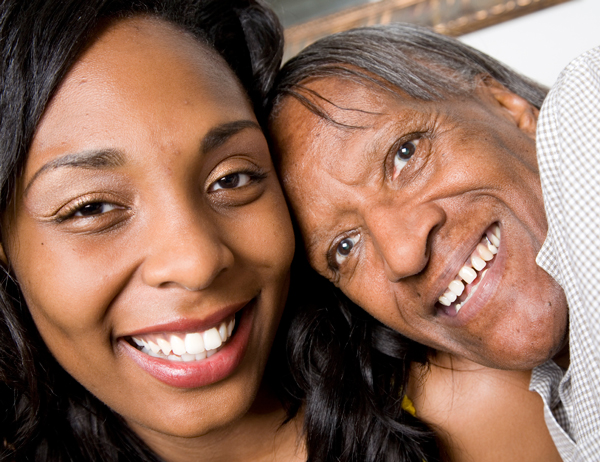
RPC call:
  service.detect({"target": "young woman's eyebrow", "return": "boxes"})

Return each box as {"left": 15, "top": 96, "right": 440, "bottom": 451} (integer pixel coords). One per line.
{"left": 22, "top": 120, "right": 261, "bottom": 197}
{"left": 201, "top": 120, "right": 261, "bottom": 154}
{"left": 24, "top": 148, "right": 126, "bottom": 196}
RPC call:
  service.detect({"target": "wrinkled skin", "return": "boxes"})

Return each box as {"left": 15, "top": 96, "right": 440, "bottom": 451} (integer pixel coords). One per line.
{"left": 271, "top": 76, "right": 567, "bottom": 370}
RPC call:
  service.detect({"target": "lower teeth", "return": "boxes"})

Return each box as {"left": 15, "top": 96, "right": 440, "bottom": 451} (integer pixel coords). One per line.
{"left": 140, "top": 345, "right": 220, "bottom": 362}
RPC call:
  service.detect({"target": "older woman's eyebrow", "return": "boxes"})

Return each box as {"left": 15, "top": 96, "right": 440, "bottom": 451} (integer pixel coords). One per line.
{"left": 201, "top": 120, "right": 261, "bottom": 154}
{"left": 24, "top": 148, "right": 126, "bottom": 197}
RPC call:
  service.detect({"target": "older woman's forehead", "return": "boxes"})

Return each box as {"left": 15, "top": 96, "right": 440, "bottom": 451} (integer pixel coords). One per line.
{"left": 275, "top": 106, "right": 387, "bottom": 192}
{"left": 295, "top": 76, "right": 401, "bottom": 116}
{"left": 272, "top": 75, "right": 447, "bottom": 143}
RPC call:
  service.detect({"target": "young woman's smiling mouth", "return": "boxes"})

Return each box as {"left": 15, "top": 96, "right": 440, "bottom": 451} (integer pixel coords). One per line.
{"left": 129, "top": 315, "right": 236, "bottom": 361}
{"left": 437, "top": 224, "right": 501, "bottom": 316}
{"left": 119, "top": 300, "right": 255, "bottom": 389}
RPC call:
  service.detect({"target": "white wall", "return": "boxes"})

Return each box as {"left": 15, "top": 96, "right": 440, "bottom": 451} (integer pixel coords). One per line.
{"left": 460, "top": 0, "right": 600, "bottom": 87}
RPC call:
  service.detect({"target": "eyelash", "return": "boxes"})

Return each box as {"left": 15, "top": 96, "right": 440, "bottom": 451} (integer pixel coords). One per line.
{"left": 329, "top": 232, "right": 361, "bottom": 271}
{"left": 391, "top": 135, "right": 422, "bottom": 181}
{"left": 208, "top": 169, "right": 267, "bottom": 192}
{"left": 74, "top": 202, "right": 119, "bottom": 217}
{"left": 55, "top": 195, "right": 126, "bottom": 223}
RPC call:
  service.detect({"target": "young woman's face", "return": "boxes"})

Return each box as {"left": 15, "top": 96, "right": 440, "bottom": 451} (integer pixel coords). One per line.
{"left": 3, "top": 16, "right": 294, "bottom": 445}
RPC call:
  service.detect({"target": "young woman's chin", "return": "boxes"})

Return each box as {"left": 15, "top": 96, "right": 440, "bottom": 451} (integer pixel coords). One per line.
{"left": 105, "top": 295, "right": 286, "bottom": 440}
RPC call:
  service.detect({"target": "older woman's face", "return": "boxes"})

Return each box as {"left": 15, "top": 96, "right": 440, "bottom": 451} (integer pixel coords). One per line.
{"left": 271, "top": 76, "right": 567, "bottom": 370}
{"left": 3, "top": 17, "right": 293, "bottom": 448}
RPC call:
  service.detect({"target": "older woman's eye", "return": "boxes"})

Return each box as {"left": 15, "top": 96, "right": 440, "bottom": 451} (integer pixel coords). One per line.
{"left": 73, "top": 202, "right": 119, "bottom": 217}
{"left": 335, "top": 234, "right": 360, "bottom": 266}
{"left": 393, "top": 139, "right": 420, "bottom": 180}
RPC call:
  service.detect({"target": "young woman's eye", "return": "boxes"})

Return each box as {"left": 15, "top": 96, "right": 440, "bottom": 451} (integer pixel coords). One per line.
{"left": 73, "top": 202, "right": 119, "bottom": 217}
{"left": 335, "top": 234, "right": 360, "bottom": 266}
{"left": 393, "top": 139, "right": 420, "bottom": 179}
{"left": 210, "top": 172, "right": 253, "bottom": 192}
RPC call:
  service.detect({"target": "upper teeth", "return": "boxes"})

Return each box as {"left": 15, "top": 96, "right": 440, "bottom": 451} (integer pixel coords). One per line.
{"left": 131, "top": 317, "right": 235, "bottom": 362}
{"left": 438, "top": 225, "right": 500, "bottom": 312}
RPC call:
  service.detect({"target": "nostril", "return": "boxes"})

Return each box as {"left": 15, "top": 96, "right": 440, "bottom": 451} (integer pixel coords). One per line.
{"left": 141, "top": 235, "right": 234, "bottom": 291}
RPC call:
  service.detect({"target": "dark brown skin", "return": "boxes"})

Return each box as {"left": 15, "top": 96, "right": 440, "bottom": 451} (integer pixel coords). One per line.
{"left": 270, "top": 75, "right": 566, "bottom": 460}
{"left": 2, "top": 17, "right": 303, "bottom": 462}
{"left": 272, "top": 76, "right": 567, "bottom": 372}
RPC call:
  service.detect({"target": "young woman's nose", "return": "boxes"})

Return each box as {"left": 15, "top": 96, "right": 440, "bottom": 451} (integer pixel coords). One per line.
{"left": 365, "top": 201, "right": 445, "bottom": 282}
{"left": 141, "top": 206, "right": 234, "bottom": 291}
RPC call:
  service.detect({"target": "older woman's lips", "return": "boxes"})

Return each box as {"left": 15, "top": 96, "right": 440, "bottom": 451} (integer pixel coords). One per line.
{"left": 437, "top": 224, "right": 501, "bottom": 316}
{"left": 119, "top": 301, "right": 255, "bottom": 389}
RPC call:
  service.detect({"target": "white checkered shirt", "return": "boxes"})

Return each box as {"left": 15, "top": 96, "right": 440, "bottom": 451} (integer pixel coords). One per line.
{"left": 533, "top": 45, "right": 600, "bottom": 461}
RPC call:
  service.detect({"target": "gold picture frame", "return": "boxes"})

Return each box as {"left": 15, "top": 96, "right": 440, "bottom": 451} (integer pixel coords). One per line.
{"left": 283, "top": 0, "right": 572, "bottom": 60}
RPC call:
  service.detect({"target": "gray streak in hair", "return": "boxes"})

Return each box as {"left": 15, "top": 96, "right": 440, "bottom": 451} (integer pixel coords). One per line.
{"left": 268, "top": 23, "right": 547, "bottom": 122}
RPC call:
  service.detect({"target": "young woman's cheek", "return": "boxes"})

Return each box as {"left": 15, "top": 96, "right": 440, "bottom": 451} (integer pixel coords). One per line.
{"left": 6, "top": 213, "right": 132, "bottom": 342}
{"left": 219, "top": 188, "right": 294, "bottom": 282}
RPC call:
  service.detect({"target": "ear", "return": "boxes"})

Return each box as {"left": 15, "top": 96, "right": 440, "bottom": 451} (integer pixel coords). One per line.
{"left": 475, "top": 75, "right": 539, "bottom": 138}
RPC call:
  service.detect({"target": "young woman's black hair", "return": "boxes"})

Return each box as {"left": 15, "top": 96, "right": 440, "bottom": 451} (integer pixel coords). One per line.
{"left": 0, "top": 1, "right": 284, "bottom": 460}
{"left": 284, "top": 253, "right": 444, "bottom": 462}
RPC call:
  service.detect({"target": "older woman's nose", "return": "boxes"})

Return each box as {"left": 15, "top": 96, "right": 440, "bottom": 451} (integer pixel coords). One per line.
{"left": 365, "top": 201, "right": 445, "bottom": 282}
{"left": 141, "top": 207, "right": 234, "bottom": 291}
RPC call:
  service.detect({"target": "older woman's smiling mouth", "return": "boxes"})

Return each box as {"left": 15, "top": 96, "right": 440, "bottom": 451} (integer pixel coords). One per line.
{"left": 437, "top": 224, "right": 501, "bottom": 316}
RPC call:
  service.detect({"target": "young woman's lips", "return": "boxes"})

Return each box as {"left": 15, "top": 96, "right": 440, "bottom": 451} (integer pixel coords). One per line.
{"left": 436, "top": 224, "right": 502, "bottom": 321}
{"left": 119, "top": 300, "right": 255, "bottom": 389}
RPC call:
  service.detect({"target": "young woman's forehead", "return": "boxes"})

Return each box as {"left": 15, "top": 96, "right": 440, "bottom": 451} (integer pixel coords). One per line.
{"left": 80, "top": 17, "right": 242, "bottom": 97}
{"left": 26, "top": 17, "right": 251, "bottom": 182}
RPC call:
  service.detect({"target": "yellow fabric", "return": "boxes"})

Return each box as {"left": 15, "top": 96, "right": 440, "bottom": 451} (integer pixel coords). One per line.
{"left": 401, "top": 395, "right": 416, "bottom": 417}
{"left": 401, "top": 396, "right": 427, "bottom": 462}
